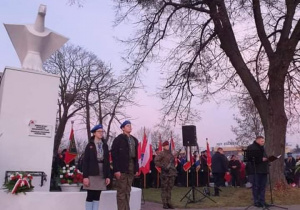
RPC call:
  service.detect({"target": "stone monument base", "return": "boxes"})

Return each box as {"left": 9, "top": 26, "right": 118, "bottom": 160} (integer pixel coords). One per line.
{"left": 0, "top": 187, "right": 142, "bottom": 210}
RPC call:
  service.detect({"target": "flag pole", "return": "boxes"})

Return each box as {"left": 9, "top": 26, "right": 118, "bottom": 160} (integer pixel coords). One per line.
{"left": 186, "top": 171, "right": 189, "bottom": 187}
{"left": 197, "top": 170, "right": 199, "bottom": 187}
{"left": 157, "top": 173, "right": 159, "bottom": 188}
{"left": 144, "top": 173, "right": 146, "bottom": 188}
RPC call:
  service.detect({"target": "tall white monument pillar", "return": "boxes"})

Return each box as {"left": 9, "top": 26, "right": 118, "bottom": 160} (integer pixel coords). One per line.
{"left": 0, "top": 5, "right": 68, "bottom": 191}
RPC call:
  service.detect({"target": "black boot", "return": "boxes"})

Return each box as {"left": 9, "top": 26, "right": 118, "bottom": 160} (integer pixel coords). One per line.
{"left": 167, "top": 203, "right": 174, "bottom": 209}
{"left": 163, "top": 203, "right": 169, "bottom": 209}
{"left": 214, "top": 187, "right": 220, "bottom": 196}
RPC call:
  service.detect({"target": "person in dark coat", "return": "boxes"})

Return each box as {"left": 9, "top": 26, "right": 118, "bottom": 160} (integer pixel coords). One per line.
{"left": 285, "top": 152, "right": 296, "bottom": 184}
{"left": 211, "top": 147, "right": 228, "bottom": 196}
{"left": 228, "top": 155, "right": 241, "bottom": 187}
{"left": 200, "top": 150, "right": 209, "bottom": 187}
{"left": 150, "top": 149, "right": 159, "bottom": 188}
{"left": 246, "top": 136, "right": 269, "bottom": 208}
{"left": 111, "top": 120, "right": 139, "bottom": 210}
{"left": 82, "top": 124, "right": 111, "bottom": 210}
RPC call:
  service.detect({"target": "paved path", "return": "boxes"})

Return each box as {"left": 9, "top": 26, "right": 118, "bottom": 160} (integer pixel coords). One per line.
{"left": 141, "top": 201, "right": 300, "bottom": 210}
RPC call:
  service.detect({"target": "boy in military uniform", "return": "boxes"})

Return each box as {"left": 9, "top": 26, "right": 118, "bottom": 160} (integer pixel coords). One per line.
{"left": 154, "top": 141, "right": 177, "bottom": 209}
{"left": 111, "top": 120, "right": 139, "bottom": 210}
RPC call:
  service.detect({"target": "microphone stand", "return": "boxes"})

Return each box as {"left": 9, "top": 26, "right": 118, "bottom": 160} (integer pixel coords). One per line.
{"left": 265, "top": 161, "right": 287, "bottom": 210}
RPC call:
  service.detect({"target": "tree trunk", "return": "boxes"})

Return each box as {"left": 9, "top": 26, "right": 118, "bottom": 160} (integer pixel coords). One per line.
{"left": 264, "top": 68, "right": 288, "bottom": 189}
{"left": 85, "top": 91, "right": 91, "bottom": 140}
{"left": 53, "top": 112, "right": 68, "bottom": 156}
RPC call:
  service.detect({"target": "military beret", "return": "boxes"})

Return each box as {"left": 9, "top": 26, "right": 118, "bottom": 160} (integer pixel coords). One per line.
{"left": 162, "top": 141, "right": 169, "bottom": 146}
{"left": 120, "top": 120, "right": 131, "bottom": 129}
{"left": 90, "top": 124, "right": 103, "bottom": 133}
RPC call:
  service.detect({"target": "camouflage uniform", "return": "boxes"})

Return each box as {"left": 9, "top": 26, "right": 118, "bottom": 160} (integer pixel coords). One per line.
{"left": 155, "top": 150, "right": 177, "bottom": 208}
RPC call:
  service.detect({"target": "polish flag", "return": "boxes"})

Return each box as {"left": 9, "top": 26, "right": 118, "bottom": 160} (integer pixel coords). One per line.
{"left": 169, "top": 135, "right": 175, "bottom": 151}
{"left": 138, "top": 142, "right": 143, "bottom": 175}
{"left": 183, "top": 146, "right": 191, "bottom": 171}
{"left": 183, "top": 161, "right": 191, "bottom": 172}
{"left": 141, "top": 134, "right": 152, "bottom": 175}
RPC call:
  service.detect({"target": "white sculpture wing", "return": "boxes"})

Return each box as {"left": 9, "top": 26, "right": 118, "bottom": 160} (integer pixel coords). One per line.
{"left": 40, "top": 31, "right": 68, "bottom": 62}
{"left": 3, "top": 24, "right": 28, "bottom": 64}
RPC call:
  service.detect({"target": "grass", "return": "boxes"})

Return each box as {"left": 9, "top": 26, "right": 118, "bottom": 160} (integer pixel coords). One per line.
{"left": 143, "top": 186, "right": 300, "bottom": 209}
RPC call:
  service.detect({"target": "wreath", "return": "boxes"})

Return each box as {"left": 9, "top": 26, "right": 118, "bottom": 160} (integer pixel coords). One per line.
{"left": 2, "top": 172, "right": 34, "bottom": 194}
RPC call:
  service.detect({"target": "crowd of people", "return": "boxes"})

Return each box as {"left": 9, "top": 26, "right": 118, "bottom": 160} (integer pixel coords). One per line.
{"left": 285, "top": 152, "right": 300, "bottom": 186}
{"left": 53, "top": 121, "right": 300, "bottom": 210}
{"left": 137, "top": 147, "right": 247, "bottom": 191}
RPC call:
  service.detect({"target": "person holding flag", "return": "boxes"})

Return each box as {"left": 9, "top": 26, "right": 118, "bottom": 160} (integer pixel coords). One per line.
{"left": 154, "top": 141, "right": 177, "bottom": 209}
{"left": 82, "top": 124, "right": 111, "bottom": 210}
{"left": 111, "top": 120, "right": 139, "bottom": 210}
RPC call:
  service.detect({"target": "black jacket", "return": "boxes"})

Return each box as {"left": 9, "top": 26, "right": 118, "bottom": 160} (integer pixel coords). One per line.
{"left": 211, "top": 152, "right": 228, "bottom": 173}
{"left": 246, "top": 141, "right": 269, "bottom": 174}
{"left": 200, "top": 155, "right": 209, "bottom": 172}
{"left": 228, "top": 160, "right": 241, "bottom": 173}
{"left": 82, "top": 137, "right": 110, "bottom": 179}
{"left": 111, "top": 134, "right": 139, "bottom": 174}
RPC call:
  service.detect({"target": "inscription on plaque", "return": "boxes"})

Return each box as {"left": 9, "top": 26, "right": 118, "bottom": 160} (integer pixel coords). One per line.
{"left": 29, "top": 124, "right": 52, "bottom": 138}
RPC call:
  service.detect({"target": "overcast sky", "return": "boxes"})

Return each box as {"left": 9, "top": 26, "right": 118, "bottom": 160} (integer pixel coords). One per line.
{"left": 0, "top": 0, "right": 298, "bottom": 149}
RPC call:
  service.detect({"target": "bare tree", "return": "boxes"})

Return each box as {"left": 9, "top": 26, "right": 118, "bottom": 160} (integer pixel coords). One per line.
{"left": 77, "top": 59, "right": 114, "bottom": 140}
{"left": 231, "top": 95, "right": 264, "bottom": 146}
{"left": 151, "top": 124, "right": 182, "bottom": 150}
{"left": 93, "top": 76, "right": 138, "bottom": 144}
{"left": 111, "top": 0, "right": 300, "bottom": 186}
{"left": 44, "top": 44, "right": 106, "bottom": 156}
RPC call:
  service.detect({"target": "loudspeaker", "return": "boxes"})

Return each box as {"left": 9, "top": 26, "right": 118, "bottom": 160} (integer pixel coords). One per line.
{"left": 182, "top": 125, "right": 197, "bottom": 146}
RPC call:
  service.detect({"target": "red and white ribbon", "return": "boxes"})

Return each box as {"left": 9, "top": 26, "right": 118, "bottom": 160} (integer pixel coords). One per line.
{"left": 11, "top": 178, "right": 31, "bottom": 194}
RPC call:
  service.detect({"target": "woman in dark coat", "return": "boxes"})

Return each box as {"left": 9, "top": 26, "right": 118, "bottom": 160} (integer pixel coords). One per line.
{"left": 82, "top": 124, "right": 111, "bottom": 210}
{"left": 228, "top": 155, "right": 241, "bottom": 187}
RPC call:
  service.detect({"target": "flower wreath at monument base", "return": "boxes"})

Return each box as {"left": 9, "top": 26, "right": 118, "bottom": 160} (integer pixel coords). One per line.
{"left": 2, "top": 172, "right": 34, "bottom": 194}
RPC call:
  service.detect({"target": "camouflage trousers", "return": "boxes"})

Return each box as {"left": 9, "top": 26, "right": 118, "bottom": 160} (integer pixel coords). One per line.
{"left": 116, "top": 159, "right": 135, "bottom": 210}
{"left": 160, "top": 175, "right": 175, "bottom": 204}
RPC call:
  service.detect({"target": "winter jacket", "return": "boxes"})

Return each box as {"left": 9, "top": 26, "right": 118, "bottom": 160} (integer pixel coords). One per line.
{"left": 212, "top": 151, "right": 228, "bottom": 173}
{"left": 82, "top": 137, "right": 110, "bottom": 179}
{"left": 245, "top": 140, "right": 269, "bottom": 174}
{"left": 111, "top": 133, "right": 139, "bottom": 174}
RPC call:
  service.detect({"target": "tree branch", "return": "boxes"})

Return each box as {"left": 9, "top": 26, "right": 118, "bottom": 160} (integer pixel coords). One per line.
{"left": 252, "top": 0, "right": 274, "bottom": 59}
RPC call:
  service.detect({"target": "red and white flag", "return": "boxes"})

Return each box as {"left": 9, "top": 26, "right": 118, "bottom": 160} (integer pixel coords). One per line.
{"left": 183, "top": 146, "right": 192, "bottom": 171}
{"left": 138, "top": 142, "right": 143, "bottom": 175}
{"left": 141, "top": 132, "right": 152, "bottom": 175}
{"left": 169, "top": 134, "right": 175, "bottom": 152}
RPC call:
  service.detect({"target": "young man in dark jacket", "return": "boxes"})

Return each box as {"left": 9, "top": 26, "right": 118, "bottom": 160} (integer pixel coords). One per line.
{"left": 246, "top": 136, "right": 269, "bottom": 208}
{"left": 211, "top": 147, "right": 228, "bottom": 196}
{"left": 111, "top": 120, "right": 139, "bottom": 210}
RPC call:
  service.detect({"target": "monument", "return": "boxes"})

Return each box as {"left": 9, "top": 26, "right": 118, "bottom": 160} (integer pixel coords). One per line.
{"left": 0, "top": 5, "right": 141, "bottom": 210}
{"left": 0, "top": 4, "right": 68, "bottom": 192}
